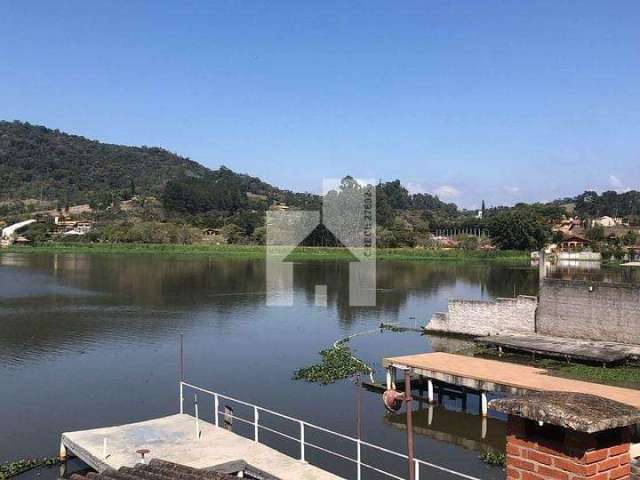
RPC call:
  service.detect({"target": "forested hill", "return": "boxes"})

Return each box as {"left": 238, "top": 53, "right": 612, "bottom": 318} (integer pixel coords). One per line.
{"left": 0, "top": 120, "right": 212, "bottom": 203}
{"left": 0, "top": 121, "right": 456, "bottom": 219}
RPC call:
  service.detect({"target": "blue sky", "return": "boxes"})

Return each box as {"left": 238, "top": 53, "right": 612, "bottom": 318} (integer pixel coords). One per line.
{"left": 2, "top": 1, "right": 639, "bottom": 208}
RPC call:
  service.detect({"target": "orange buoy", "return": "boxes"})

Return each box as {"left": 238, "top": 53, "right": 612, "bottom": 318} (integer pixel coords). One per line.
{"left": 382, "top": 389, "right": 404, "bottom": 412}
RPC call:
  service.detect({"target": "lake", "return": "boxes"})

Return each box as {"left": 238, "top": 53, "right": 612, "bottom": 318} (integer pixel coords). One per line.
{"left": 0, "top": 253, "right": 543, "bottom": 480}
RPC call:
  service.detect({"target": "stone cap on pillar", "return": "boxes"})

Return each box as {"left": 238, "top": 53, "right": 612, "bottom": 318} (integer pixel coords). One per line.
{"left": 489, "top": 391, "right": 640, "bottom": 433}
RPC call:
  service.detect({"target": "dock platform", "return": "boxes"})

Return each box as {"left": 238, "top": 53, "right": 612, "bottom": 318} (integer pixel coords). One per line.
{"left": 474, "top": 333, "right": 640, "bottom": 365}
{"left": 383, "top": 352, "right": 640, "bottom": 412}
{"left": 60, "top": 414, "right": 341, "bottom": 480}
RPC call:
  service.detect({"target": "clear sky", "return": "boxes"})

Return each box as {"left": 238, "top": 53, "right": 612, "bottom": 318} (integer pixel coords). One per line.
{"left": 2, "top": 1, "right": 639, "bottom": 208}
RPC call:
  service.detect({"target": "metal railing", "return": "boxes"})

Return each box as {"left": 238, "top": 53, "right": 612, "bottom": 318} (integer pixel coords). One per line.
{"left": 180, "top": 381, "right": 481, "bottom": 480}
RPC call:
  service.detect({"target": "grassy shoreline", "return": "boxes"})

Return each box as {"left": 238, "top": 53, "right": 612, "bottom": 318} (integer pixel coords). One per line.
{"left": 476, "top": 349, "right": 640, "bottom": 389}
{"left": 1, "top": 243, "right": 530, "bottom": 263}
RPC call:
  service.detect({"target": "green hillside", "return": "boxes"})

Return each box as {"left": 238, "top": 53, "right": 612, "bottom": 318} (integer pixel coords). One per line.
{"left": 0, "top": 120, "right": 210, "bottom": 203}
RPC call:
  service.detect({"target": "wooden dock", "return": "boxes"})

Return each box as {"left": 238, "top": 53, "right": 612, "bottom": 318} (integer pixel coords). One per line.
{"left": 474, "top": 333, "right": 640, "bottom": 365}
{"left": 60, "top": 414, "right": 341, "bottom": 480}
{"left": 383, "top": 352, "right": 640, "bottom": 414}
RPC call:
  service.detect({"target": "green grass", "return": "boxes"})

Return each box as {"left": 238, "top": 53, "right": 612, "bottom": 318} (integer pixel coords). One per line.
{"left": 538, "top": 359, "right": 640, "bottom": 389}
{"left": 2, "top": 242, "right": 529, "bottom": 263}
{"left": 478, "top": 350, "right": 640, "bottom": 389}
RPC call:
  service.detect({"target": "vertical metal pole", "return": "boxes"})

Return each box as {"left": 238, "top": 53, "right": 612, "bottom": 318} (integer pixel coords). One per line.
{"left": 254, "top": 407, "right": 259, "bottom": 442}
{"left": 179, "top": 334, "right": 184, "bottom": 381}
{"left": 356, "top": 373, "right": 362, "bottom": 440}
{"left": 404, "top": 369, "right": 415, "bottom": 480}
{"left": 356, "top": 440, "right": 362, "bottom": 480}
{"left": 300, "top": 422, "right": 305, "bottom": 462}
{"left": 178, "top": 334, "right": 184, "bottom": 413}
{"left": 427, "top": 379, "right": 434, "bottom": 403}
{"left": 214, "top": 394, "right": 219, "bottom": 427}
{"left": 414, "top": 459, "right": 420, "bottom": 480}
{"left": 194, "top": 393, "right": 200, "bottom": 439}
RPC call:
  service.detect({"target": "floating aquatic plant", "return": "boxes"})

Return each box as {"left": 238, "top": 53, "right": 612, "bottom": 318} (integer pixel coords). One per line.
{"left": 0, "top": 457, "right": 61, "bottom": 480}
{"left": 479, "top": 450, "right": 506, "bottom": 467}
{"left": 293, "top": 339, "right": 372, "bottom": 384}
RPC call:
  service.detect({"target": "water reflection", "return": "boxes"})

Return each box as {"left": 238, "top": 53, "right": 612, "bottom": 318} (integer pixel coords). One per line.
{"left": 0, "top": 253, "right": 537, "bottom": 479}
{"left": 386, "top": 405, "right": 505, "bottom": 455}
{"left": 542, "top": 260, "right": 640, "bottom": 284}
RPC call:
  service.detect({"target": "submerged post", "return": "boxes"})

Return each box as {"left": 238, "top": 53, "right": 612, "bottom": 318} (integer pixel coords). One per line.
{"left": 59, "top": 441, "right": 67, "bottom": 462}
{"left": 480, "top": 391, "right": 488, "bottom": 417}
{"left": 403, "top": 368, "right": 415, "bottom": 480}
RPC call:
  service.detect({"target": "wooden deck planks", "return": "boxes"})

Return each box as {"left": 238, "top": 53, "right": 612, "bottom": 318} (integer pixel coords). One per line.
{"left": 383, "top": 352, "right": 640, "bottom": 409}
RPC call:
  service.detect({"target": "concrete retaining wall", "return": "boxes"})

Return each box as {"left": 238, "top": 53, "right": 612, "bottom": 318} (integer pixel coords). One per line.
{"left": 426, "top": 295, "right": 538, "bottom": 336}
{"left": 537, "top": 278, "right": 640, "bottom": 344}
{"left": 557, "top": 251, "right": 602, "bottom": 261}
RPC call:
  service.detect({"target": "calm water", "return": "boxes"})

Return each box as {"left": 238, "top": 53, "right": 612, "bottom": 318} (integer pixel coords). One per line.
{"left": 0, "top": 253, "right": 542, "bottom": 480}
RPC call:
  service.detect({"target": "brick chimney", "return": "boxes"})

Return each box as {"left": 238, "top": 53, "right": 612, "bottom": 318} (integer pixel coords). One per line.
{"left": 490, "top": 392, "right": 640, "bottom": 480}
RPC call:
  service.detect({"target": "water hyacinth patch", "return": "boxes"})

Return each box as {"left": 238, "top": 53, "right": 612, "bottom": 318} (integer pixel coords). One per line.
{"left": 293, "top": 340, "right": 372, "bottom": 384}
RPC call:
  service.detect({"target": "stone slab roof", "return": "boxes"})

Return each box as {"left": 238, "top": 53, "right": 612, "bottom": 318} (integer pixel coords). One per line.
{"left": 489, "top": 391, "right": 640, "bottom": 433}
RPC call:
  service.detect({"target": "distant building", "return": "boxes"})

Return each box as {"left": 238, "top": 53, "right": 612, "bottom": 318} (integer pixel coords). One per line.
{"left": 13, "top": 236, "right": 31, "bottom": 245}
{"left": 553, "top": 217, "right": 582, "bottom": 235}
{"left": 55, "top": 216, "right": 93, "bottom": 235}
{"left": 202, "top": 228, "right": 223, "bottom": 236}
{"left": 269, "top": 203, "right": 289, "bottom": 211}
{"left": 558, "top": 234, "right": 591, "bottom": 252}
{"left": 432, "top": 236, "right": 459, "bottom": 248}
{"left": 593, "top": 216, "right": 623, "bottom": 227}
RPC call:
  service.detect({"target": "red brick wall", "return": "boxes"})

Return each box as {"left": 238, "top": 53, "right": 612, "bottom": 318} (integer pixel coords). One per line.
{"left": 506, "top": 415, "right": 631, "bottom": 480}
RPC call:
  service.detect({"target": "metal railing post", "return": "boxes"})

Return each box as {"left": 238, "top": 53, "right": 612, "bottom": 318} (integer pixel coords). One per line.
{"left": 300, "top": 421, "right": 305, "bottom": 462}
{"left": 214, "top": 394, "right": 219, "bottom": 427}
{"left": 194, "top": 393, "right": 200, "bottom": 439}
{"left": 254, "top": 407, "right": 259, "bottom": 442}
{"left": 356, "top": 439, "right": 362, "bottom": 480}
{"left": 177, "top": 381, "right": 483, "bottom": 480}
